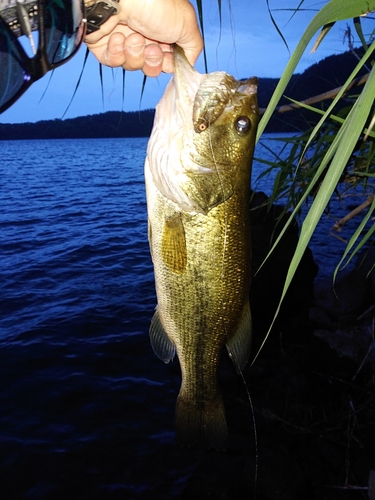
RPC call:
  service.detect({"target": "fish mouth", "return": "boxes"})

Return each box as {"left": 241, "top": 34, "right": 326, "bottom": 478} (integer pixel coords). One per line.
{"left": 146, "top": 46, "right": 258, "bottom": 213}
{"left": 172, "top": 45, "right": 206, "bottom": 126}
{"left": 173, "top": 46, "right": 257, "bottom": 134}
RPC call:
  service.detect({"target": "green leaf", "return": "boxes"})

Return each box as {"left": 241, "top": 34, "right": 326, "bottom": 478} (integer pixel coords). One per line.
{"left": 252, "top": 59, "right": 375, "bottom": 364}
{"left": 333, "top": 196, "right": 375, "bottom": 277}
{"left": 257, "top": 0, "right": 375, "bottom": 141}
{"left": 139, "top": 74, "right": 147, "bottom": 108}
{"left": 354, "top": 16, "right": 369, "bottom": 51}
{"left": 265, "top": 0, "right": 290, "bottom": 54}
{"left": 62, "top": 48, "right": 90, "bottom": 119}
{"left": 195, "top": 0, "right": 208, "bottom": 72}
{"left": 99, "top": 63, "right": 104, "bottom": 108}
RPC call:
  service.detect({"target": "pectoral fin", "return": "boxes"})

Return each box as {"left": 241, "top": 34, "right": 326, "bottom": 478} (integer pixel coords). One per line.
{"left": 149, "top": 308, "right": 176, "bottom": 363}
{"left": 161, "top": 213, "right": 187, "bottom": 273}
{"left": 226, "top": 301, "right": 252, "bottom": 372}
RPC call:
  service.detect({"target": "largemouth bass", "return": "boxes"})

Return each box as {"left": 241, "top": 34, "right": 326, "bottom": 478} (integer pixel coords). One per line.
{"left": 145, "top": 46, "right": 258, "bottom": 450}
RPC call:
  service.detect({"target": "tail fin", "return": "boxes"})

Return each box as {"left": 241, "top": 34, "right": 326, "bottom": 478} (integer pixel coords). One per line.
{"left": 175, "top": 393, "right": 228, "bottom": 450}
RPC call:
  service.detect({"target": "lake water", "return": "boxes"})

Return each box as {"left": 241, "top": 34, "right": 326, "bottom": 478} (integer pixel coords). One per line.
{"left": 0, "top": 136, "right": 369, "bottom": 499}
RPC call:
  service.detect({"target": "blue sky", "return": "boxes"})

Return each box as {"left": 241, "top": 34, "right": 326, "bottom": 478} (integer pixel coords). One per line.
{"left": 0, "top": 0, "right": 367, "bottom": 124}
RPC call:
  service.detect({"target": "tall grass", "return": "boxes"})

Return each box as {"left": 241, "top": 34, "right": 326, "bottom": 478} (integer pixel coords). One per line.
{"left": 195, "top": 0, "right": 375, "bottom": 353}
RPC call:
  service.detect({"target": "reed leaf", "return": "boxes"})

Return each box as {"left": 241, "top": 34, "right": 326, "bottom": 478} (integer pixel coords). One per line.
{"left": 354, "top": 16, "right": 369, "bottom": 51}
{"left": 257, "top": 0, "right": 375, "bottom": 140}
{"left": 195, "top": 0, "right": 208, "bottom": 72}
{"left": 62, "top": 47, "right": 90, "bottom": 119}
{"left": 333, "top": 196, "right": 375, "bottom": 277}
{"left": 265, "top": 0, "right": 290, "bottom": 53}
{"left": 252, "top": 30, "right": 375, "bottom": 361}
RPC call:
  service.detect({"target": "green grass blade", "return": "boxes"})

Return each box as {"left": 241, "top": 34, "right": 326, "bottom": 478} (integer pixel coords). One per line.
{"left": 257, "top": 0, "right": 375, "bottom": 141}
{"left": 354, "top": 16, "right": 369, "bottom": 51}
{"left": 333, "top": 196, "right": 375, "bottom": 277}
{"left": 139, "top": 74, "right": 148, "bottom": 108}
{"left": 252, "top": 61, "right": 375, "bottom": 363}
{"left": 310, "top": 22, "right": 335, "bottom": 52}
{"left": 121, "top": 69, "right": 126, "bottom": 111}
{"left": 99, "top": 64, "right": 104, "bottom": 107}
{"left": 284, "top": 41, "right": 375, "bottom": 161}
{"left": 265, "top": 0, "right": 290, "bottom": 54}
{"left": 38, "top": 70, "right": 55, "bottom": 105}
{"left": 284, "top": 64, "right": 375, "bottom": 289}
{"left": 62, "top": 48, "right": 90, "bottom": 119}
{"left": 195, "top": 0, "right": 208, "bottom": 72}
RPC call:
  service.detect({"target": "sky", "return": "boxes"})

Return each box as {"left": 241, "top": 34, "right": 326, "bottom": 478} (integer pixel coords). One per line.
{"left": 0, "top": 0, "right": 369, "bottom": 124}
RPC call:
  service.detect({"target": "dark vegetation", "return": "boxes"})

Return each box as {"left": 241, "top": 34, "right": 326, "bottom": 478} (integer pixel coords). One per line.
{"left": 259, "top": 47, "right": 369, "bottom": 132}
{"left": 0, "top": 109, "right": 156, "bottom": 140}
{"left": 181, "top": 193, "right": 375, "bottom": 499}
{"left": 0, "top": 49, "right": 368, "bottom": 140}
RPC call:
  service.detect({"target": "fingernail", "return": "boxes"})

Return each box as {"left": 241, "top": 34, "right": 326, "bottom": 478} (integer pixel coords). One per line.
{"left": 128, "top": 42, "right": 144, "bottom": 57}
{"left": 145, "top": 55, "right": 163, "bottom": 68}
{"left": 113, "top": 40, "right": 124, "bottom": 53}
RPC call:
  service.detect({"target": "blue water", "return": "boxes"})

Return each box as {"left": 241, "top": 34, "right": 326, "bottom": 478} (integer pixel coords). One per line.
{"left": 0, "top": 136, "right": 369, "bottom": 499}
{"left": 1, "top": 138, "right": 153, "bottom": 341}
{"left": 0, "top": 138, "right": 189, "bottom": 499}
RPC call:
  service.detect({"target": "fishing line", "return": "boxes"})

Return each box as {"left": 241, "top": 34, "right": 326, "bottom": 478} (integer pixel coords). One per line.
{"left": 207, "top": 120, "right": 258, "bottom": 499}
{"left": 206, "top": 118, "right": 228, "bottom": 283}
{"left": 238, "top": 368, "right": 258, "bottom": 499}
{"left": 226, "top": 0, "right": 239, "bottom": 76}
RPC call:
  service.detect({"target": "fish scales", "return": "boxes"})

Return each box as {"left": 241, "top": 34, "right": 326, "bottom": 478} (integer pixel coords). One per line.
{"left": 145, "top": 46, "right": 258, "bottom": 450}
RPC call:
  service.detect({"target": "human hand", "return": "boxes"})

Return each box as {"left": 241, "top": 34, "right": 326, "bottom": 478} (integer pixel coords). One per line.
{"left": 84, "top": 0, "right": 203, "bottom": 76}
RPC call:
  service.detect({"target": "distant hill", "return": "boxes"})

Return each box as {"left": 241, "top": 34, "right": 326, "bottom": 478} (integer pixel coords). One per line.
{"left": 0, "top": 109, "right": 156, "bottom": 141}
{"left": 259, "top": 48, "right": 369, "bottom": 132}
{"left": 0, "top": 49, "right": 368, "bottom": 140}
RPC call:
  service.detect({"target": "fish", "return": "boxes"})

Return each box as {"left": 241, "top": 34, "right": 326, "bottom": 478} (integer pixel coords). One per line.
{"left": 144, "top": 46, "right": 258, "bottom": 450}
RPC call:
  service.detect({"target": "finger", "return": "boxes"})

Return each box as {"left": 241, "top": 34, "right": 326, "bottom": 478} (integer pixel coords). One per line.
{"left": 161, "top": 51, "right": 174, "bottom": 74}
{"left": 123, "top": 32, "right": 146, "bottom": 70}
{"left": 104, "top": 32, "right": 127, "bottom": 67}
{"left": 142, "top": 43, "right": 164, "bottom": 77}
{"left": 176, "top": 32, "right": 204, "bottom": 68}
{"left": 179, "top": 39, "right": 204, "bottom": 67}
{"left": 85, "top": 25, "right": 133, "bottom": 67}
{"left": 174, "top": 1, "right": 204, "bottom": 67}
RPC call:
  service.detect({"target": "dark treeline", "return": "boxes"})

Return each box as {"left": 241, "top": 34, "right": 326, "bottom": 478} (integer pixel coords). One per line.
{"left": 259, "top": 48, "right": 369, "bottom": 132}
{"left": 0, "top": 109, "right": 156, "bottom": 140}
{"left": 0, "top": 49, "right": 368, "bottom": 140}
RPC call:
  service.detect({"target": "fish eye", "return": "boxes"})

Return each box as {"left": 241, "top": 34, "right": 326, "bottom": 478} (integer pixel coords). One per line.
{"left": 235, "top": 116, "right": 251, "bottom": 134}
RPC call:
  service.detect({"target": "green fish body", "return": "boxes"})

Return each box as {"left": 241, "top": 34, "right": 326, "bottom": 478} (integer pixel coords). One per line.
{"left": 145, "top": 47, "right": 258, "bottom": 450}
